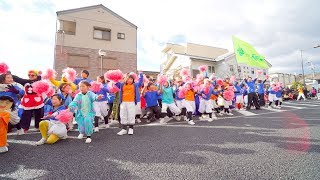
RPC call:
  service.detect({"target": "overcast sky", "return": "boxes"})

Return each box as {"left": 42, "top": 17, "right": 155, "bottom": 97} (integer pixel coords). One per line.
{"left": 0, "top": 0, "right": 319, "bottom": 78}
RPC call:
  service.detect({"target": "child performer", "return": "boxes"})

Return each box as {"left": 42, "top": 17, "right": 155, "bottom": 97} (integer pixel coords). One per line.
{"left": 35, "top": 94, "right": 67, "bottom": 145}
{"left": 159, "top": 80, "right": 181, "bottom": 124}
{"left": 0, "top": 96, "right": 15, "bottom": 153}
{"left": 115, "top": 72, "right": 143, "bottom": 135}
{"left": 68, "top": 81, "right": 104, "bottom": 143}
{"left": 142, "top": 82, "right": 162, "bottom": 123}
{"left": 92, "top": 76, "right": 110, "bottom": 132}
{"left": 199, "top": 79, "right": 216, "bottom": 121}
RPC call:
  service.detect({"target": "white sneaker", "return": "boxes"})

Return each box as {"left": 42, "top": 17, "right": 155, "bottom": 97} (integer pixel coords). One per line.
{"left": 0, "top": 146, "right": 8, "bottom": 153}
{"left": 85, "top": 138, "right": 92, "bottom": 143}
{"left": 105, "top": 124, "right": 110, "bottom": 128}
{"left": 176, "top": 116, "right": 181, "bottom": 121}
{"left": 188, "top": 120, "right": 195, "bottom": 125}
{"left": 136, "top": 118, "right": 141, "bottom": 123}
{"left": 94, "top": 127, "right": 99, "bottom": 133}
{"left": 209, "top": 116, "right": 218, "bottom": 121}
{"left": 77, "top": 134, "right": 84, "bottom": 139}
{"left": 35, "top": 138, "right": 46, "bottom": 146}
{"left": 159, "top": 118, "right": 167, "bottom": 124}
{"left": 61, "top": 135, "right": 68, "bottom": 140}
{"left": 164, "top": 116, "right": 171, "bottom": 123}
{"left": 268, "top": 106, "right": 272, "bottom": 109}
{"left": 117, "top": 129, "right": 128, "bottom": 136}
{"left": 146, "top": 119, "right": 151, "bottom": 123}
{"left": 227, "top": 113, "right": 233, "bottom": 116}
{"left": 128, "top": 128, "right": 134, "bottom": 135}
{"left": 17, "top": 129, "right": 24, "bottom": 135}
{"left": 199, "top": 115, "right": 207, "bottom": 121}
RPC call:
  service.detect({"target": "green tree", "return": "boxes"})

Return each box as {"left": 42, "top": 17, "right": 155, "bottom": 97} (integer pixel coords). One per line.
{"left": 291, "top": 81, "right": 303, "bottom": 90}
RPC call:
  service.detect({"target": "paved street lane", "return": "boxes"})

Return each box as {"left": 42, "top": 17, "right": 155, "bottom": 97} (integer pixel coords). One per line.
{"left": 1, "top": 100, "right": 320, "bottom": 179}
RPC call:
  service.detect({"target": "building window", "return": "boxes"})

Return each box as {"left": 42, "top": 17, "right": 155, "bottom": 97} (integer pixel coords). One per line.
{"left": 93, "top": 27, "right": 111, "bottom": 41}
{"left": 251, "top": 68, "right": 254, "bottom": 74}
{"left": 117, "top": 33, "right": 125, "bottom": 39}
{"left": 208, "top": 66, "right": 215, "bottom": 73}
{"left": 230, "top": 65, "right": 234, "bottom": 72}
{"left": 263, "top": 69, "right": 266, "bottom": 75}
{"left": 238, "top": 67, "right": 241, "bottom": 73}
{"left": 58, "top": 20, "right": 76, "bottom": 35}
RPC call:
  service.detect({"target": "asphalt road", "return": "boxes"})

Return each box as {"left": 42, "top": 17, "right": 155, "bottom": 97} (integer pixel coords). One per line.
{"left": 1, "top": 100, "right": 320, "bottom": 180}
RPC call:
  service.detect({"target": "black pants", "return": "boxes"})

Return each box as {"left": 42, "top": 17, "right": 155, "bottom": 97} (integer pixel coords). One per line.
{"left": 20, "top": 107, "right": 44, "bottom": 130}
{"left": 258, "top": 93, "right": 265, "bottom": 106}
{"left": 105, "top": 103, "right": 113, "bottom": 120}
{"left": 158, "top": 99, "right": 162, "bottom": 108}
{"left": 146, "top": 106, "right": 161, "bottom": 120}
{"left": 247, "top": 93, "right": 260, "bottom": 110}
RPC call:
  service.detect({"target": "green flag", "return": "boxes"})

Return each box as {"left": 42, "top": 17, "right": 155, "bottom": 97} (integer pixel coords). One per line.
{"left": 232, "top": 36, "right": 269, "bottom": 68}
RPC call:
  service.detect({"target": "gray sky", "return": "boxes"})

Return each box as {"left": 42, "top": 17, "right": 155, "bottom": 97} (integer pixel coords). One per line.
{"left": 0, "top": 0, "right": 319, "bottom": 77}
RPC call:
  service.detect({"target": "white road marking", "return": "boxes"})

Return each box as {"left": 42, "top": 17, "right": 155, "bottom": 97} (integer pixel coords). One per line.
{"left": 0, "top": 165, "right": 47, "bottom": 179}
{"left": 7, "top": 139, "right": 37, "bottom": 146}
{"left": 236, "top": 110, "right": 257, "bottom": 116}
{"left": 280, "top": 105, "right": 304, "bottom": 109}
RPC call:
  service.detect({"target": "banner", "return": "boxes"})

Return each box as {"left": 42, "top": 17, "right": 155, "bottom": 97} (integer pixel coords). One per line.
{"left": 232, "top": 36, "right": 269, "bottom": 68}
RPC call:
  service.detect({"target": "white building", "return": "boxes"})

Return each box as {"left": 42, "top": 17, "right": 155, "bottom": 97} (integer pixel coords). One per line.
{"left": 161, "top": 43, "right": 271, "bottom": 80}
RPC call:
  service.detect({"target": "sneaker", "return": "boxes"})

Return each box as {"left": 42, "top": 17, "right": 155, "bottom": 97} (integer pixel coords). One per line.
{"left": 128, "top": 128, "right": 134, "bottom": 135}
{"left": 268, "top": 106, "right": 272, "bottom": 109}
{"left": 105, "top": 124, "right": 110, "bottom": 128}
{"left": 227, "top": 113, "right": 233, "bottom": 116}
{"left": 0, "top": 146, "right": 8, "bottom": 153}
{"left": 17, "top": 129, "right": 24, "bottom": 136}
{"left": 218, "top": 112, "right": 224, "bottom": 116}
{"left": 199, "top": 115, "right": 207, "bottom": 121}
{"left": 146, "top": 119, "right": 151, "bottom": 123}
{"left": 117, "top": 129, "right": 128, "bottom": 136}
{"left": 85, "top": 138, "right": 92, "bottom": 143}
{"left": 210, "top": 116, "right": 218, "bottom": 121}
{"left": 35, "top": 138, "right": 46, "bottom": 146}
{"left": 94, "top": 127, "right": 99, "bottom": 133}
{"left": 77, "top": 134, "right": 84, "bottom": 139}
{"left": 61, "top": 135, "right": 68, "bottom": 140}
{"left": 159, "top": 118, "right": 168, "bottom": 124}
{"left": 188, "top": 120, "right": 195, "bottom": 125}
{"left": 176, "top": 116, "right": 181, "bottom": 121}
{"left": 23, "top": 129, "right": 28, "bottom": 134}
{"left": 136, "top": 118, "right": 141, "bottom": 123}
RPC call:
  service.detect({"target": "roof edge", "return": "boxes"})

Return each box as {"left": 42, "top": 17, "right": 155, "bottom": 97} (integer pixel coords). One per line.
{"left": 56, "top": 4, "right": 137, "bottom": 29}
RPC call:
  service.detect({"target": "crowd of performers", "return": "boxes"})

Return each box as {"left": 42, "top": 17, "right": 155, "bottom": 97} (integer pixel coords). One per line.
{"left": 0, "top": 63, "right": 288, "bottom": 153}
